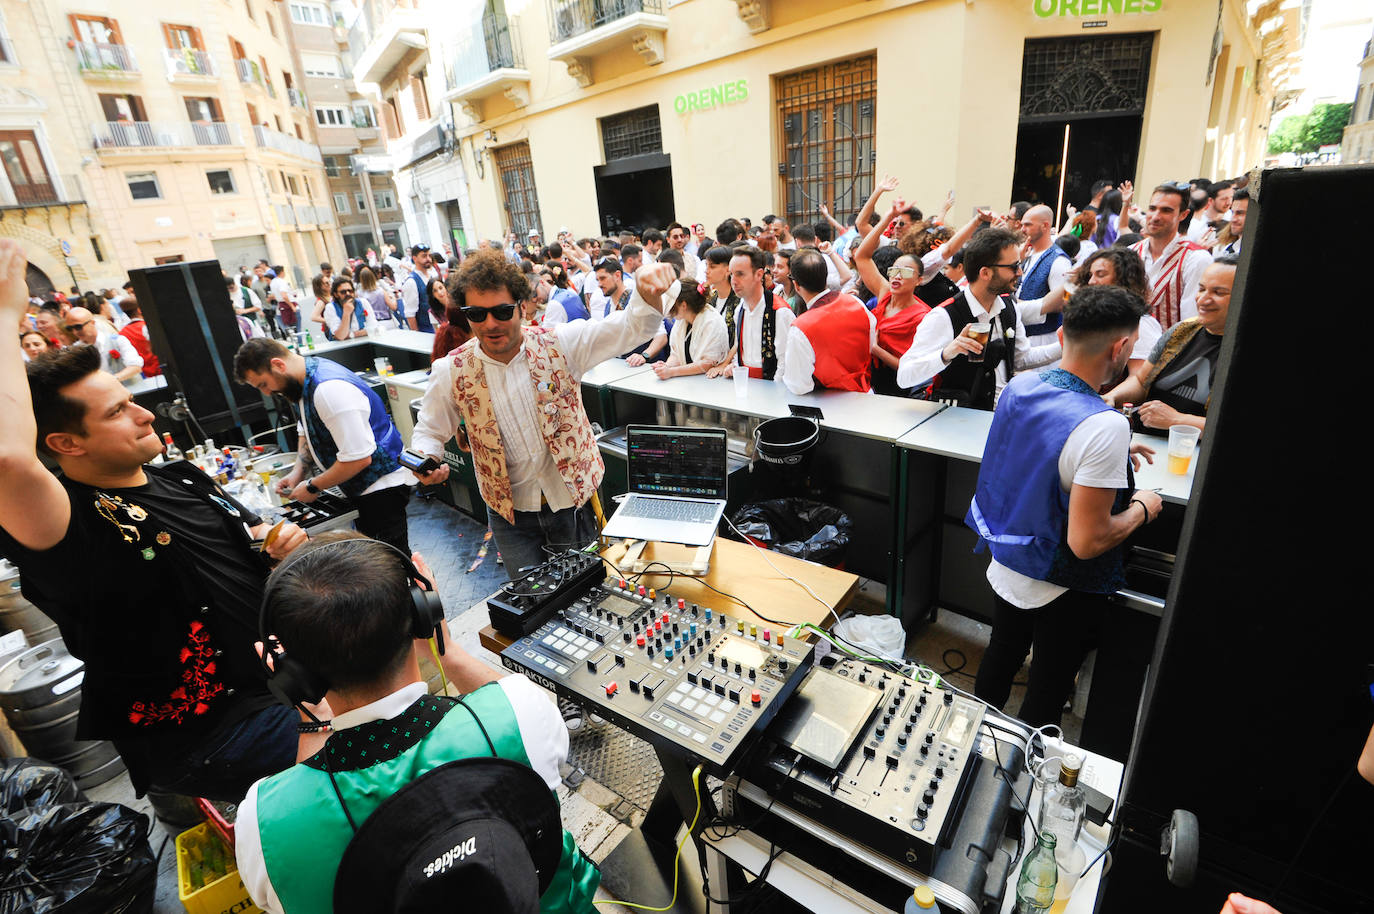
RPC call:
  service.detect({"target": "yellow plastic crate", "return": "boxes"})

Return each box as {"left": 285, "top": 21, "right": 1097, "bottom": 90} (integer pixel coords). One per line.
{"left": 175, "top": 822, "right": 263, "bottom": 914}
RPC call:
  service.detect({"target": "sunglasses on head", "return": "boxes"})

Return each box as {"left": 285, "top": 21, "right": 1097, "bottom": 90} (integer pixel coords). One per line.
{"left": 461, "top": 304, "right": 517, "bottom": 323}
{"left": 412, "top": 244, "right": 430, "bottom": 252}
{"left": 1160, "top": 180, "right": 1191, "bottom": 193}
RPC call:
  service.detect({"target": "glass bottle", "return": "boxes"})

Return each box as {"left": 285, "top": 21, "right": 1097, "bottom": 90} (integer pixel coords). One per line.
{"left": 1014, "top": 831, "right": 1058, "bottom": 913}
{"left": 1038, "top": 754, "right": 1086, "bottom": 847}
{"left": 162, "top": 433, "right": 183, "bottom": 461}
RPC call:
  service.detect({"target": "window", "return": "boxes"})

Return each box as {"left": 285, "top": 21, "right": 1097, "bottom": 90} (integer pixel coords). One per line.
{"left": 383, "top": 96, "right": 402, "bottom": 139}
{"left": 286, "top": 174, "right": 300, "bottom": 195}
{"left": 98, "top": 93, "right": 146, "bottom": 122}
{"left": 0, "top": 130, "right": 57, "bottom": 205}
{"left": 90, "top": 236, "right": 105, "bottom": 262}
{"left": 154, "top": 254, "right": 185, "bottom": 264}
{"left": 352, "top": 105, "right": 376, "bottom": 128}
{"left": 601, "top": 105, "right": 662, "bottom": 161}
{"left": 493, "top": 141, "right": 542, "bottom": 239}
{"left": 323, "top": 155, "right": 339, "bottom": 176}
{"left": 163, "top": 24, "right": 203, "bottom": 51}
{"left": 244, "top": 0, "right": 254, "bottom": 20}
{"left": 355, "top": 191, "right": 368, "bottom": 211}
{"left": 274, "top": 114, "right": 283, "bottom": 132}
{"left": 288, "top": 1, "right": 328, "bottom": 25}
{"left": 207, "top": 169, "right": 236, "bottom": 194}
{"left": 314, "top": 105, "right": 349, "bottom": 127}
{"left": 301, "top": 53, "right": 342, "bottom": 77}
{"left": 184, "top": 96, "right": 223, "bottom": 122}
{"left": 410, "top": 71, "right": 430, "bottom": 121}
{"left": 126, "top": 170, "right": 162, "bottom": 200}
{"left": 776, "top": 56, "right": 877, "bottom": 227}
{"left": 268, "top": 169, "right": 280, "bottom": 192}
{"left": 373, "top": 190, "right": 396, "bottom": 209}
{"left": 333, "top": 192, "right": 350, "bottom": 214}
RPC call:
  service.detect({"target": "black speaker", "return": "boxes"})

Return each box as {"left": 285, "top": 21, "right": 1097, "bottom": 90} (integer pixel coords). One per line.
{"left": 129, "top": 260, "right": 267, "bottom": 435}
{"left": 1100, "top": 166, "right": 1374, "bottom": 912}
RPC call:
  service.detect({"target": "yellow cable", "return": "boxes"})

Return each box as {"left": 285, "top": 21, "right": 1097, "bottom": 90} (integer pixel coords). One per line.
{"left": 594, "top": 763, "right": 704, "bottom": 911}
{"left": 428, "top": 637, "right": 449, "bottom": 696}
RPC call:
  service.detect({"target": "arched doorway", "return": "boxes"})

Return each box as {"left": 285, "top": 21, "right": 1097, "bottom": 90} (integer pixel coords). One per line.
{"left": 26, "top": 263, "right": 55, "bottom": 299}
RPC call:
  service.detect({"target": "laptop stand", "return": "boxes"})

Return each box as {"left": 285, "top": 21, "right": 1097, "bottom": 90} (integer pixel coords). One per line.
{"left": 617, "top": 539, "right": 713, "bottom": 577}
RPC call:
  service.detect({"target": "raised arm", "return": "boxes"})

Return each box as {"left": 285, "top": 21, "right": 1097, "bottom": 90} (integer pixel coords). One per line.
{"left": 941, "top": 208, "right": 996, "bottom": 259}
{"left": 855, "top": 174, "right": 899, "bottom": 237}
{"left": 818, "top": 203, "right": 846, "bottom": 236}
{"left": 855, "top": 202, "right": 898, "bottom": 301}
{"left": 0, "top": 241, "right": 72, "bottom": 551}
{"left": 1117, "top": 181, "right": 1134, "bottom": 237}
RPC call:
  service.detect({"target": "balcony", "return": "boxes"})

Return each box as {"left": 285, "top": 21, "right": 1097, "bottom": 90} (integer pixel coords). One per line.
{"left": 443, "top": 14, "right": 530, "bottom": 122}
{"left": 1, "top": 173, "right": 86, "bottom": 210}
{"left": 235, "top": 57, "right": 271, "bottom": 94}
{"left": 91, "top": 120, "right": 242, "bottom": 150}
{"left": 71, "top": 41, "right": 140, "bottom": 78}
{"left": 164, "top": 47, "right": 218, "bottom": 80}
{"left": 287, "top": 88, "right": 308, "bottom": 109}
{"left": 349, "top": 0, "right": 427, "bottom": 86}
{"left": 253, "top": 125, "right": 323, "bottom": 163}
{"left": 545, "top": 0, "right": 667, "bottom": 87}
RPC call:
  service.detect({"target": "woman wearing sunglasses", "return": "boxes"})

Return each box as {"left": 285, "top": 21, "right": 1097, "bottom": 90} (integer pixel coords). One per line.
{"left": 854, "top": 203, "right": 935, "bottom": 397}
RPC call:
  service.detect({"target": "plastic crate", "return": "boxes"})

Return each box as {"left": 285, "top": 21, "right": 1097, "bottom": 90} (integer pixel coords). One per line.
{"left": 176, "top": 822, "right": 263, "bottom": 914}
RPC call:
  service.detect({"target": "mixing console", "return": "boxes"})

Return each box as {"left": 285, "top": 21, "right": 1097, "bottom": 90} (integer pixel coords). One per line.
{"left": 500, "top": 578, "right": 813, "bottom": 769}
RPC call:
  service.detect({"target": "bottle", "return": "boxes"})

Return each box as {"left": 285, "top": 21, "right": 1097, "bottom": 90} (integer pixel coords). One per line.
{"left": 1014, "top": 831, "right": 1058, "bottom": 913}
{"left": 305, "top": 329, "right": 316, "bottom": 350}
{"left": 162, "top": 433, "right": 183, "bottom": 461}
{"left": 903, "top": 884, "right": 941, "bottom": 913}
{"left": 220, "top": 447, "right": 237, "bottom": 478}
{"left": 1038, "top": 754, "right": 1086, "bottom": 847}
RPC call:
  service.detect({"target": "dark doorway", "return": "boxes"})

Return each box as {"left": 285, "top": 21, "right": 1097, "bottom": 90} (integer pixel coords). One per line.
{"left": 1011, "top": 115, "right": 1143, "bottom": 212}
{"left": 26, "top": 263, "right": 55, "bottom": 298}
{"left": 1011, "top": 33, "right": 1153, "bottom": 220}
{"left": 593, "top": 153, "right": 675, "bottom": 235}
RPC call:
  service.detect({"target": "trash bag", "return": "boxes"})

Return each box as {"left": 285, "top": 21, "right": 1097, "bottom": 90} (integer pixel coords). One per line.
{"left": 832, "top": 614, "right": 906, "bottom": 661}
{"left": 728, "top": 499, "right": 852, "bottom": 568}
{"left": 0, "top": 761, "right": 155, "bottom": 914}
{"left": 0, "top": 759, "right": 83, "bottom": 815}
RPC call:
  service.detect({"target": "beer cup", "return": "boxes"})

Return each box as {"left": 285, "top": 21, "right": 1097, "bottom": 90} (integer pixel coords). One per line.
{"left": 966, "top": 323, "right": 992, "bottom": 363}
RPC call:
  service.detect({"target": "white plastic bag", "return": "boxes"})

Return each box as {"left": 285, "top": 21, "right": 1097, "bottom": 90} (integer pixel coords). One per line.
{"left": 831, "top": 614, "right": 905, "bottom": 661}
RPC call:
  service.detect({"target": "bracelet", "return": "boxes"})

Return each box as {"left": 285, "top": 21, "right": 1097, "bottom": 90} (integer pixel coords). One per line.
{"left": 298, "top": 720, "right": 332, "bottom": 733}
{"left": 1130, "top": 498, "right": 1152, "bottom": 525}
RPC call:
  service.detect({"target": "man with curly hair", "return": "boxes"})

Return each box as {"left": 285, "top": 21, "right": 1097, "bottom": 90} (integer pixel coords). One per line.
{"left": 411, "top": 251, "right": 675, "bottom": 576}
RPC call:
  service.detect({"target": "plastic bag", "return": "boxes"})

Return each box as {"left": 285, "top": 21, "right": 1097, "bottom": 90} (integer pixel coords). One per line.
{"left": 0, "top": 759, "right": 83, "bottom": 815}
{"left": 0, "top": 761, "right": 156, "bottom": 914}
{"left": 831, "top": 614, "right": 907, "bottom": 661}
{"left": 728, "top": 499, "right": 852, "bottom": 568}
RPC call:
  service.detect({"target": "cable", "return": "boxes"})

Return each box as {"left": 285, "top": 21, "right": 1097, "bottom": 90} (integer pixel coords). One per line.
{"left": 1079, "top": 818, "right": 1118, "bottom": 880}
{"left": 941, "top": 648, "right": 968, "bottom": 678}
{"left": 593, "top": 763, "right": 705, "bottom": 911}
{"left": 983, "top": 720, "right": 1039, "bottom": 845}
{"left": 722, "top": 514, "right": 841, "bottom": 628}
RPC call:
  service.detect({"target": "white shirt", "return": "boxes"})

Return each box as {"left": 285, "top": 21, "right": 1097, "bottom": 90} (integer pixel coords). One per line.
{"left": 1138, "top": 235, "right": 1212, "bottom": 323}
{"left": 85, "top": 331, "right": 143, "bottom": 380}
{"left": 732, "top": 292, "right": 795, "bottom": 374}
{"left": 669, "top": 307, "right": 729, "bottom": 367}
{"left": 896, "top": 289, "right": 1063, "bottom": 403}
{"left": 986, "top": 409, "right": 1131, "bottom": 608}
{"left": 1132, "top": 313, "right": 1162, "bottom": 362}
{"left": 413, "top": 288, "right": 666, "bottom": 513}
{"left": 268, "top": 276, "right": 291, "bottom": 304}
{"left": 781, "top": 290, "right": 877, "bottom": 395}
{"left": 1016, "top": 245, "right": 1074, "bottom": 329}
{"left": 235, "top": 676, "right": 568, "bottom": 914}
{"left": 321, "top": 300, "right": 377, "bottom": 338}
{"left": 542, "top": 297, "right": 570, "bottom": 326}
{"left": 298, "top": 378, "right": 412, "bottom": 495}
{"left": 399, "top": 267, "right": 439, "bottom": 325}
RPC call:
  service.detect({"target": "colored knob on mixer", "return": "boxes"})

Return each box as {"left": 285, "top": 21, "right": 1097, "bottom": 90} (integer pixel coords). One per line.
{"left": 704, "top": 608, "right": 712, "bottom": 621}
{"left": 605, "top": 682, "right": 617, "bottom": 697}
{"left": 678, "top": 598, "right": 686, "bottom": 610}
{"left": 690, "top": 623, "right": 698, "bottom": 637}
{"left": 636, "top": 635, "right": 645, "bottom": 647}
{"left": 662, "top": 613, "right": 670, "bottom": 626}
{"left": 751, "top": 690, "right": 761, "bottom": 706}
{"left": 666, "top": 647, "right": 674, "bottom": 659}
{"left": 654, "top": 621, "right": 662, "bottom": 633}
{"left": 637, "top": 585, "right": 646, "bottom": 597}
{"left": 618, "top": 579, "right": 627, "bottom": 589}
{"left": 737, "top": 620, "right": 744, "bottom": 633}
{"left": 776, "top": 633, "right": 783, "bottom": 646}
{"left": 763, "top": 629, "right": 770, "bottom": 642}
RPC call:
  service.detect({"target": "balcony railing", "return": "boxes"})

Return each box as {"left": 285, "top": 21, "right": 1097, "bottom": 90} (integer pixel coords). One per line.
{"left": 72, "top": 40, "right": 139, "bottom": 74}
{"left": 91, "top": 120, "right": 242, "bottom": 149}
{"left": 3, "top": 174, "right": 85, "bottom": 209}
{"left": 449, "top": 14, "right": 525, "bottom": 93}
{"left": 288, "top": 88, "right": 308, "bottom": 108}
{"left": 253, "top": 125, "right": 323, "bottom": 163}
{"left": 546, "top": 0, "right": 662, "bottom": 44}
{"left": 164, "top": 47, "right": 217, "bottom": 78}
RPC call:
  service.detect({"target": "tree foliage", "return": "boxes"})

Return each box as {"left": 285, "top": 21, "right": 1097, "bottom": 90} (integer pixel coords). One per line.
{"left": 1268, "top": 103, "right": 1354, "bottom": 154}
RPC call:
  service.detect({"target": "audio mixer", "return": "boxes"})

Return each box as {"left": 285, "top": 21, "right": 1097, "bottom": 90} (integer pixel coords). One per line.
{"left": 499, "top": 578, "right": 813, "bottom": 769}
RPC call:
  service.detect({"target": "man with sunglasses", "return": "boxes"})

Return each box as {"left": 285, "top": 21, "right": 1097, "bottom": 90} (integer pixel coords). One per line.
{"left": 411, "top": 251, "right": 676, "bottom": 577}
{"left": 65, "top": 306, "right": 144, "bottom": 384}
{"left": 234, "top": 338, "right": 414, "bottom": 553}
{"left": 1124, "top": 181, "right": 1212, "bottom": 333}
{"left": 321, "top": 277, "right": 376, "bottom": 341}
{"left": 399, "top": 244, "right": 438, "bottom": 333}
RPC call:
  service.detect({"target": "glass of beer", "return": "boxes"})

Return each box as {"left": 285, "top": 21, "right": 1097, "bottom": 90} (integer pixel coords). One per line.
{"left": 966, "top": 322, "right": 992, "bottom": 362}
{"left": 1167, "top": 425, "right": 1201, "bottom": 475}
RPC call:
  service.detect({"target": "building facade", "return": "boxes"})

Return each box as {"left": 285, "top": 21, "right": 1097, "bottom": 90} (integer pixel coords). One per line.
{"left": 2, "top": 0, "right": 345, "bottom": 294}
{"left": 406, "top": 0, "right": 1299, "bottom": 242}
{"left": 1341, "top": 27, "right": 1374, "bottom": 164}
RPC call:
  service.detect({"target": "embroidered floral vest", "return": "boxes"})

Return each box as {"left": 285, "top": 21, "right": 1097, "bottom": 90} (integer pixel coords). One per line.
{"left": 450, "top": 329, "right": 603, "bottom": 524}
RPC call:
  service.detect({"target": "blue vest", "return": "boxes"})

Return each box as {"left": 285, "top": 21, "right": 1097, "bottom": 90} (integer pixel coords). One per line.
{"left": 1020, "top": 244, "right": 1071, "bottom": 337}
{"left": 551, "top": 287, "right": 588, "bottom": 322}
{"left": 965, "top": 369, "right": 1131, "bottom": 594}
{"left": 300, "top": 357, "right": 404, "bottom": 498}
{"left": 406, "top": 272, "right": 435, "bottom": 333}
{"left": 329, "top": 300, "right": 364, "bottom": 338}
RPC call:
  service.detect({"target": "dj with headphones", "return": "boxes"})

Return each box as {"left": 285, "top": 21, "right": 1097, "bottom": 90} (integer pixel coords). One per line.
{"left": 235, "top": 532, "right": 600, "bottom": 914}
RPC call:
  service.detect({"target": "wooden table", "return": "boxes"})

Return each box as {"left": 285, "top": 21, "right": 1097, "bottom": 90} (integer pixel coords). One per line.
{"left": 477, "top": 536, "right": 860, "bottom": 655}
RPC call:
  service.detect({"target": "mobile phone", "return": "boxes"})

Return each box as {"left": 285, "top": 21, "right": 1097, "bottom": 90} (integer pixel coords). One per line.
{"left": 399, "top": 449, "right": 442, "bottom": 474}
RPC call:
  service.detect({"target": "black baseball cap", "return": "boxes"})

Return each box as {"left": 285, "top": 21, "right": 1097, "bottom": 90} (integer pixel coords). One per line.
{"left": 411, "top": 243, "right": 431, "bottom": 256}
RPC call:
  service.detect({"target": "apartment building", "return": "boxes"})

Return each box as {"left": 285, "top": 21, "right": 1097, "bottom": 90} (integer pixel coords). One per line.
{"left": 2, "top": 0, "right": 344, "bottom": 293}
{"left": 1342, "top": 26, "right": 1374, "bottom": 164}
{"left": 286, "top": 0, "right": 404, "bottom": 258}
{"left": 341, "top": 0, "right": 474, "bottom": 257}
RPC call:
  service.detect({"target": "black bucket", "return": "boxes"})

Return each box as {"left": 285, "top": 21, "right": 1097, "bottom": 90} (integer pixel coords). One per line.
{"left": 753, "top": 416, "right": 820, "bottom": 466}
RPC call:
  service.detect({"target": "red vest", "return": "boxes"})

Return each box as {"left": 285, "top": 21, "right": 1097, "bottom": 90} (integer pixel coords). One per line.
{"left": 793, "top": 291, "right": 872, "bottom": 392}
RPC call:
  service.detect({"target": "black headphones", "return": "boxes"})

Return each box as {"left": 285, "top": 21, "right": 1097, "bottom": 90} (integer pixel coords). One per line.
{"left": 257, "top": 538, "right": 446, "bottom": 708}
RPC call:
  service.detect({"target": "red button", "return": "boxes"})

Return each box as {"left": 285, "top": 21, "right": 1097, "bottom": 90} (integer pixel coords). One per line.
{"left": 764, "top": 629, "right": 771, "bottom": 642}
{"left": 654, "top": 621, "right": 662, "bottom": 633}
{"left": 618, "top": 579, "right": 626, "bottom": 589}
{"left": 677, "top": 598, "right": 685, "bottom": 610}
{"left": 637, "top": 585, "right": 647, "bottom": 596}
{"left": 636, "top": 635, "right": 646, "bottom": 647}
{"left": 751, "top": 690, "right": 762, "bottom": 706}
{"left": 606, "top": 682, "right": 618, "bottom": 697}
{"left": 662, "top": 613, "right": 670, "bottom": 626}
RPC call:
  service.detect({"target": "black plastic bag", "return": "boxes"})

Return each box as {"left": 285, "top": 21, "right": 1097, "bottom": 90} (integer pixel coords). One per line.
{"left": 728, "top": 499, "right": 852, "bottom": 567}
{"left": 0, "top": 761, "right": 155, "bottom": 914}
{"left": 0, "top": 759, "right": 83, "bottom": 815}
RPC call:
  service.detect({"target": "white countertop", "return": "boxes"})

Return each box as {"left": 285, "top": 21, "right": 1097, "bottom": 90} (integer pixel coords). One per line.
{"left": 301, "top": 328, "right": 435, "bottom": 358}
{"left": 896, "top": 408, "right": 1194, "bottom": 504}
{"left": 607, "top": 372, "right": 945, "bottom": 443}
{"left": 128, "top": 374, "right": 168, "bottom": 396}
{"left": 579, "top": 357, "right": 657, "bottom": 389}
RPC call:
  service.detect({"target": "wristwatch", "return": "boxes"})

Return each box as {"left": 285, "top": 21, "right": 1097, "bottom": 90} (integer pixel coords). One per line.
{"left": 304, "top": 479, "right": 321, "bottom": 495}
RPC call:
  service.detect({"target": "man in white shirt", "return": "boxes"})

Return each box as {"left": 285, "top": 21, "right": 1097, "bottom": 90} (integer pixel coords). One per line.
{"left": 762, "top": 214, "right": 796, "bottom": 250}
{"left": 1216, "top": 186, "right": 1247, "bottom": 256}
{"left": 1185, "top": 180, "right": 1232, "bottom": 242}
{"left": 1128, "top": 182, "right": 1213, "bottom": 333}
{"left": 665, "top": 223, "right": 699, "bottom": 281}
{"left": 66, "top": 307, "right": 143, "bottom": 384}
{"left": 641, "top": 230, "right": 664, "bottom": 264}
{"left": 399, "top": 245, "right": 440, "bottom": 332}
{"left": 320, "top": 276, "right": 376, "bottom": 340}
{"left": 235, "top": 340, "right": 415, "bottom": 552}
{"left": 1016, "top": 205, "right": 1074, "bottom": 336}
{"left": 780, "top": 249, "right": 876, "bottom": 394}
{"left": 897, "top": 229, "right": 1062, "bottom": 409}
{"left": 410, "top": 252, "right": 674, "bottom": 576}
{"left": 706, "top": 247, "right": 793, "bottom": 381}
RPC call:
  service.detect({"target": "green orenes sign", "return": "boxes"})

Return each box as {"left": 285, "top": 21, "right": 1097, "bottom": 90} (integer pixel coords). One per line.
{"left": 1033, "top": 0, "right": 1161, "bottom": 16}
{"left": 674, "top": 80, "right": 749, "bottom": 115}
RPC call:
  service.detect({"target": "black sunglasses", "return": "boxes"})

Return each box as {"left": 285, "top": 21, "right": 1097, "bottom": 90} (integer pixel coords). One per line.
{"left": 462, "top": 304, "right": 517, "bottom": 323}
{"left": 66, "top": 321, "right": 91, "bottom": 332}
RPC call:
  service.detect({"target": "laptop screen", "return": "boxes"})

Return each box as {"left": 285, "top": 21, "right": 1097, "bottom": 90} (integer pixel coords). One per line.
{"left": 626, "top": 426, "right": 728, "bottom": 500}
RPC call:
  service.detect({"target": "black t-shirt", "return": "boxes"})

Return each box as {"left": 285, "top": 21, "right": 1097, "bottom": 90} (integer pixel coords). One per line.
{"left": 1146, "top": 325, "right": 1222, "bottom": 418}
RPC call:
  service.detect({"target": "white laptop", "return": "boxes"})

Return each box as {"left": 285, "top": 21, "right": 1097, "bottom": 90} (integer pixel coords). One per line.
{"left": 601, "top": 426, "right": 728, "bottom": 547}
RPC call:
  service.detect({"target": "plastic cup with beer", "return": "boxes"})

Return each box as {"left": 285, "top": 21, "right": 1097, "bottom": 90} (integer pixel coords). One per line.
{"left": 1167, "top": 425, "right": 1201, "bottom": 475}
{"left": 732, "top": 365, "right": 750, "bottom": 398}
{"left": 966, "top": 322, "right": 992, "bottom": 363}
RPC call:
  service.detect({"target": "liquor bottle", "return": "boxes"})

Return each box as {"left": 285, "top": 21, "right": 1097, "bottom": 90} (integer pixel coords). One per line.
{"left": 162, "top": 433, "right": 183, "bottom": 461}
{"left": 1038, "top": 754, "right": 1086, "bottom": 846}
{"left": 1014, "top": 831, "right": 1058, "bottom": 913}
